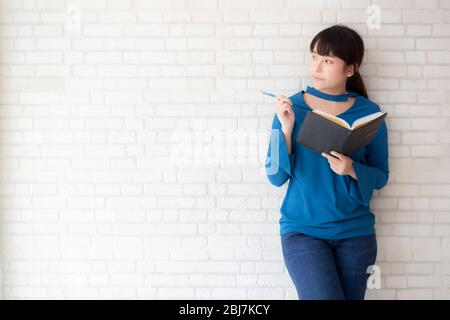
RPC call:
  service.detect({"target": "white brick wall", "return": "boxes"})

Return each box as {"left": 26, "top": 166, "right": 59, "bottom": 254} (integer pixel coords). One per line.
{"left": 0, "top": 0, "right": 449, "bottom": 300}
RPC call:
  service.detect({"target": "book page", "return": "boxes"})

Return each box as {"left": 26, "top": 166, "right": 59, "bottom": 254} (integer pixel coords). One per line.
{"left": 351, "top": 112, "right": 386, "bottom": 130}
{"left": 312, "top": 109, "right": 351, "bottom": 129}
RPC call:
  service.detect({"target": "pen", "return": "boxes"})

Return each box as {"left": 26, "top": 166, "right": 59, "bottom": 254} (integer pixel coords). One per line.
{"left": 261, "top": 91, "right": 277, "bottom": 98}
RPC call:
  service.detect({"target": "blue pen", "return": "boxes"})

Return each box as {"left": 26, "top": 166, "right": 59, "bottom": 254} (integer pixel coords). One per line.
{"left": 261, "top": 91, "right": 277, "bottom": 98}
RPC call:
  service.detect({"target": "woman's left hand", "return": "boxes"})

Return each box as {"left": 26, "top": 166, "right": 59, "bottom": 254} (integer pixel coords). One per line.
{"left": 321, "top": 151, "right": 357, "bottom": 180}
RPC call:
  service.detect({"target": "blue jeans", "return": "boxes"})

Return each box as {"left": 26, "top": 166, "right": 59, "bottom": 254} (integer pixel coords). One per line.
{"left": 281, "top": 231, "right": 377, "bottom": 300}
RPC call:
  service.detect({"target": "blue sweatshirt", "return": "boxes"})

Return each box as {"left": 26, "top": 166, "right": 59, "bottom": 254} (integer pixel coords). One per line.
{"left": 265, "top": 90, "right": 389, "bottom": 240}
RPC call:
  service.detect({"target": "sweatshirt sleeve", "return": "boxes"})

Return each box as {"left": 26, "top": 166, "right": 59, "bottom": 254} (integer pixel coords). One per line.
{"left": 348, "top": 118, "right": 389, "bottom": 206}
{"left": 265, "top": 113, "right": 295, "bottom": 187}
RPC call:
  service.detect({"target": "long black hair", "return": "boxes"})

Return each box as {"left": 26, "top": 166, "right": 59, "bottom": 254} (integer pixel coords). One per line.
{"left": 309, "top": 24, "right": 368, "bottom": 98}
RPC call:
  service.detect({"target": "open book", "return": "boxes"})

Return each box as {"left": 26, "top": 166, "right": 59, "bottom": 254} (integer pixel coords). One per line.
{"left": 312, "top": 109, "right": 386, "bottom": 130}
{"left": 296, "top": 109, "right": 387, "bottom": 155}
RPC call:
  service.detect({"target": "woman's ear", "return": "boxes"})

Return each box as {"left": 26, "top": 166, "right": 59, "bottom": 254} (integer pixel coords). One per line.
{"left": 346, "top": 63, "right": 358, "bottom": 77}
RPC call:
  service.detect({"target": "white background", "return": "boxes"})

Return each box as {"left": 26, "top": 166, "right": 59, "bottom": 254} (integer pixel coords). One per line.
{"left": 0, "top": 0, "right": 449, "bottom": 299}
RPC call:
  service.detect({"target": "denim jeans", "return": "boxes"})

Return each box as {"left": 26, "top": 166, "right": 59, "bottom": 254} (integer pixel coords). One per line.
{"left": 281, "top": 231, "right": 377, "bottom": 300}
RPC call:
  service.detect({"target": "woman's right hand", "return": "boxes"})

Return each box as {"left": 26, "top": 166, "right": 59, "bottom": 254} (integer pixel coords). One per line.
{"left": 276, "top": 95, "right": 295, "bottom": 132}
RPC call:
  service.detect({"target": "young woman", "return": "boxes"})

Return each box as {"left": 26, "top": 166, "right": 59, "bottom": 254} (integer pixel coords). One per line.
{"left": 265, "top": 24, "right": 389, "bottom": 300}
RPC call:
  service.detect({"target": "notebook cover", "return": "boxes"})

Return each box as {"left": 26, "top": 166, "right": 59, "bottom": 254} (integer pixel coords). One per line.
{"left": 296, "top": 111, "right": 387, "bottom": 156}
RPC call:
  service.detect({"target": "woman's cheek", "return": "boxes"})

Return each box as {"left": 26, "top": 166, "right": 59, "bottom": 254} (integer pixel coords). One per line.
{"left": 325, "top": 67, "right": 343, "bottom": 84}
{"left": 327, "top": 66, "right": 339, "bottom": 79}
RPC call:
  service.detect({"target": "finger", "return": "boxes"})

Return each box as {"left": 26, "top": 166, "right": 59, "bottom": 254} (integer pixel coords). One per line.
{"left": 321, "top": 152, "right": 332, "bottom": 160}
{"left": 328, "top": 158, "right": 339, "bottom": 166}
{"left": 281, "top": 102, "right": 293, "bottom": 111}
{"left": 279, "top": 104, "right": 293, "bottom": 114}
{"left": 330, "top": 151, "right": 344, "bottom": 160}
{"left": 280, "top": 106, "right": 292, "bottom": 115}
{"left": 321, "top": 152, "right": 339, "bottom": 165}
{"left": 277, "top": 96, "right": 292, "bottom": 106}
{"left": 277, "top": 100, "right": 292, "bottom": 108}
{"left": 276, "top": 95, "right": 286, "bottom": 103}
{"left": 327, "top": 152, "right": 341, "bottom": 162}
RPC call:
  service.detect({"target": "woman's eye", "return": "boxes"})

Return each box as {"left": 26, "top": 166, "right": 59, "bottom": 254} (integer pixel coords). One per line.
{"left": 325, "top": 59, "right": 332, "bottom": 64}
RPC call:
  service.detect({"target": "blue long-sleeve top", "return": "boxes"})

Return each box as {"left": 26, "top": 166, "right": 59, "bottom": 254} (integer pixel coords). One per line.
{"left": 265, "top": 90, "right": 389, "bottom": 240}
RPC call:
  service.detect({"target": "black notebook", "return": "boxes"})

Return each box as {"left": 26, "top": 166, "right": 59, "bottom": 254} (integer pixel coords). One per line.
{"left": 296, "top": 109, "right": 387, "bottom": 155}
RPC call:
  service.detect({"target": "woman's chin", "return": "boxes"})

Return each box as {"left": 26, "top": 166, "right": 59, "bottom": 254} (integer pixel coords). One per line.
{"left": 311, "top": 79, "right": 326, "bottom": 88}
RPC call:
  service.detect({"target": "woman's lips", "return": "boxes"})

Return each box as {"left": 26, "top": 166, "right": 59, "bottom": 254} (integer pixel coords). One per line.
{"left": 313, "top": 76, "right": 324, "bottom": 81}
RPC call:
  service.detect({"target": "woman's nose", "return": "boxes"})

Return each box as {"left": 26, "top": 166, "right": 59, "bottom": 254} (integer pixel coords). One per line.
{"left": 315, "top": 60, "right": 323, "bottom": 72}
{"left": 314, "top": 61, "right": 322, "bottom": 71}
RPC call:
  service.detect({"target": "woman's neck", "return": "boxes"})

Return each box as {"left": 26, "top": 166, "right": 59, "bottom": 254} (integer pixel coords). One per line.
{"left": 316, "top": 85, "right": 347, "bottom": 96}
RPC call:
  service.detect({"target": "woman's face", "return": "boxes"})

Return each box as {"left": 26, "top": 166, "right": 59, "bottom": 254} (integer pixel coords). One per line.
{"left": 309, "top": 43, "right": 355, "bottom": 91}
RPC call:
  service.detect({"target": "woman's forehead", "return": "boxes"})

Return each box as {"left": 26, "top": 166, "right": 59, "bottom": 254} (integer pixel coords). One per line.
{"left": 312, "top": 42, "right": 336, "bottom": 56}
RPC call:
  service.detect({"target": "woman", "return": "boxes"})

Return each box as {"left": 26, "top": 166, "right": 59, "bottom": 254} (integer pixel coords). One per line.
{"left": 265, "top": 24, "right": 389, "bottom": 300}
